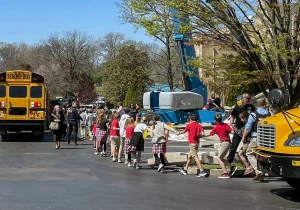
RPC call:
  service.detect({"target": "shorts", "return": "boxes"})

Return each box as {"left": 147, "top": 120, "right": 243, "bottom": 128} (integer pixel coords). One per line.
{"left": 110, "top": 136, "right": 120, "bottom": 148}
{"left": 218, "top": 141, "right": 231, "bottom": 159}
{"left": 189, "top": 144, "right": 199, "bottom": 157}
{"left": 239, "top": 142, "right": 249, "bottom": 155}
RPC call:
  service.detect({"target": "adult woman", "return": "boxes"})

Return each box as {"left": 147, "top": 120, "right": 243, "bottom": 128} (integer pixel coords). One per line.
{"left": 50, "top": 105, "right": 65, "bottom": 149}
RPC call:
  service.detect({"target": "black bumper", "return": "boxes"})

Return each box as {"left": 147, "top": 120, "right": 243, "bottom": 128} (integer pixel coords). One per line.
{"left": 255, "top": 149, "right": 300, "bottom": 179}
{"left": 0, "top": 120, "right": 44, "bottom": 132}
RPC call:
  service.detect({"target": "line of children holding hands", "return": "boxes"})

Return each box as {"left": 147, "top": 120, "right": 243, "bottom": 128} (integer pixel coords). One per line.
{"left": 94, "top": 109, "right": 248, "bottom": 178}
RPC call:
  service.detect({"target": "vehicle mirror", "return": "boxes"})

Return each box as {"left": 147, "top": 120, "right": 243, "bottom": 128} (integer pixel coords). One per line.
{"left": 267, "top": 88, "right": 284, "bottom": 107}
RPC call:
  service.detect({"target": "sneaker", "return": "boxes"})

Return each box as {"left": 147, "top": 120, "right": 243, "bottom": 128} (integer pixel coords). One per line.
{"left": 135, "top": 165, "right": 140, "bottom": 170}
{"left": 133, "top": 161, "right": 137, "bottom": 169}
{"left": 179, "top": 169, "right": 187, "bottom": 175}
{"left": 196, "top": 171, "right": 208, "bottom": 178}
{"left": 125, "top": 160, "right": 129, "bottom": 164}
{"left": 118, "top": 159, "right": 122, "bottom": 163}
{"left": 244, "top": 167, "right": 254, "bottom": 175}
{"left": 112, "top": 157, "right": 117, "bottom": 162}
{"left": 253, "top": 173, "right": 262, "bottom": 181}
{"left": 160, "top": 168, "right": 166, "bottom": 173}
{"left": 74, "top": 143, "right": 78, "bottom": 145}
{"left": 218, "top": 173, "right": 230, "bottom": 179}
{"left": 110, "top": 155, "right": 113, "bottom": 158}
{"left": 95, "top": 151, "right": 98, "bottom": 155}
{"left": 229, "top": 166, "right": 237, "bottom": 177}
{"left": 157, "top": 164, "right": 164, "bottom": 172}
{"left": 128, "top": 163, "right": 132, "bottom": 167}
{"left": 102, "top": 153, "right": 106, "bottom": 157}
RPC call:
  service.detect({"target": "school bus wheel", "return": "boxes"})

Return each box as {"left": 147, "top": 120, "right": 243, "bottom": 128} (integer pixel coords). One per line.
{"left": 286, "top": 178, "right": 300, "bottom": 190}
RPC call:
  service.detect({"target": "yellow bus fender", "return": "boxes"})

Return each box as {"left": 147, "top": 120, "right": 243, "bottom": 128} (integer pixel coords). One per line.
{"left": 252, "top": 149, "right": 271, "bottom": 158}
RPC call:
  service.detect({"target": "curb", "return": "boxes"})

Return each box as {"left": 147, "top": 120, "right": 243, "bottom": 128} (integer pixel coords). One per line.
{"left": 187, "top": 167, "right": 246, "bottom": 176}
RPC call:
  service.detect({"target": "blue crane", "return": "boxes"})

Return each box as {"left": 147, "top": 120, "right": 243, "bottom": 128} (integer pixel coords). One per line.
{"left": 141, "top": 9, "right": 224, "bottom": 125}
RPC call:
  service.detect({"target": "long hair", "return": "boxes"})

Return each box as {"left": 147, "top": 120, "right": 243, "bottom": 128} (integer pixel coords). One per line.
{"left": 125, "top": 117, "right": 134, "bottom": 129}
{"left": 96, "top": 112, "right": 105, "bottom": 126}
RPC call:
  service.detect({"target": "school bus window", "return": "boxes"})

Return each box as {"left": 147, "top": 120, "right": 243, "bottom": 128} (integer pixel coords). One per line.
{"left": 9, "top": 86, "right": 27, "bottom": 98}
{"left": 0, "top": 86, "right": 6, "bottom": 97}
{"left": 30, "top": 86, "right": 42, "bottom": 98}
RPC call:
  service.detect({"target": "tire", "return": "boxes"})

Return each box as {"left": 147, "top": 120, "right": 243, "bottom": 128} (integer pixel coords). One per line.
{"left": 286, "top": 178, "right": 300, "bottom": 190}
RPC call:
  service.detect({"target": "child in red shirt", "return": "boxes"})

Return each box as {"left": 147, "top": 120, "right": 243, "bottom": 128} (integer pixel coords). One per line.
{"left": 124, "top": 117, "right": 135, "bottom": 167}
{"left": 177, "top": 115, "right": 208, "bottom": 178}
{"left": 205, "top": 113, "right": 235, "bottom": 178}
{"left": 110, "top": 113, "right": 121, "bottom": 162}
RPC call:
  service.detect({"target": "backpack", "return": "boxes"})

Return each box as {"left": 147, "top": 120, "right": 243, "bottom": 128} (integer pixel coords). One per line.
{"left": 250, "top": 111, "right": 271, "bottom": 133}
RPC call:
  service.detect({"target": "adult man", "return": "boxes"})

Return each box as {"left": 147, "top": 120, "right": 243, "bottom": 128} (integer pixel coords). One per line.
{"left": 228, "top": 93, "right": 255, "bottom": 174}
{"left": 242, "top": 100, "right": 272, "bottom": 181}
{"left": 118, "top": 108, "right": 130, "bottom": 163}
{"left": 67, "top": 101, "right": 82, "bottom": 145}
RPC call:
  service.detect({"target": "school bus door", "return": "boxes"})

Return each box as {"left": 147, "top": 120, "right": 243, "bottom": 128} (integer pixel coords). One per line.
{"left": 7, "top": 85, "right": 30, "bottom": 120}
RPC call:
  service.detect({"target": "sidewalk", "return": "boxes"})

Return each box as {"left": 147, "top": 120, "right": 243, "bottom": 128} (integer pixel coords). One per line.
{"left": 168, "top": 123, "right": 220, "bottom": 148}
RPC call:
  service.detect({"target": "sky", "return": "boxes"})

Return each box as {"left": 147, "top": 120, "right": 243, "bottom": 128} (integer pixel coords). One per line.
{"left": 0, "top": 0, "right": 154, "bottom": 45}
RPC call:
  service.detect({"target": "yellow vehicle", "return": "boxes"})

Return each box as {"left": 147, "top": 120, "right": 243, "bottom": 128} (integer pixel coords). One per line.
{"left": 255, "top": 87, "right": 300, "bottom": 190}
{"left": 0, "top": 70, "right": 49, "bottom": 139}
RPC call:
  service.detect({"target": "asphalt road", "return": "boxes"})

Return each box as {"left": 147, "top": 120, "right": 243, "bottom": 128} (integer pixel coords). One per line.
{"left": 0, "top": 131, "right": 298, "bottom": 210}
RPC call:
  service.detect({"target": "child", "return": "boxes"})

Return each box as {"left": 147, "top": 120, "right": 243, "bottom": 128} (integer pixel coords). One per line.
{"left": 124, "top": 117, "right": 135, "bottom": 167}
{"left": 128, "top": 116, "right": 150, "bottom": 169}
{"left": 110, "top": 113, "right": 121, "bottom": 162}
{"left": 205, "top": 113, "right": 236, "bottom": 178}
{"left": 238, "top": 111, "right": 253, "bottom": 175}
{"left": 95, "top": 112, "right": 108, "bottom": 156}
{"left": 177, "top": 115, "right": 208, "bottom": 178}
{"left": 151, "top": 116, "right": 176, "bottom": 173}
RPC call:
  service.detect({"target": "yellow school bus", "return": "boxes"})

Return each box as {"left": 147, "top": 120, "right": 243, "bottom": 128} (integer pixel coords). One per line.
{"left": 0, "top": 70, "right": 48, "bottom": 139}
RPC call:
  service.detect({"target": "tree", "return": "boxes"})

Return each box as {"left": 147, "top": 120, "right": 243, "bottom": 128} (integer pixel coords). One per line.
{"left": 98, "top": 32, "right": 126, "bottom": 62}
{"left": 168, "top": 0, "right": 300, "bottom": 107}
{"left": 0, "top": 42, "right": 32, "bottom": 71}
{"left": 117, "top": 0, "right": 183, "bottom": 91}
{"left": 42, "top": 30, "right": 99, "bottom": 94}
{"left": 77, "top": 79, "right": 98, "bottom": 104}
{"left": 124, "top": 82, "right": 144, "bottom": 107}
{"left": 99, "top": 44, "right": 153, "bottom": 106}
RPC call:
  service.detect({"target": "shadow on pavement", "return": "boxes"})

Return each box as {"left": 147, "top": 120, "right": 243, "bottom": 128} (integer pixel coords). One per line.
{"left": 270, "top": 188, "right": 300, "bottom": 202}
{"left": 1, "top": 131, "right": 53, "bottom": 142}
